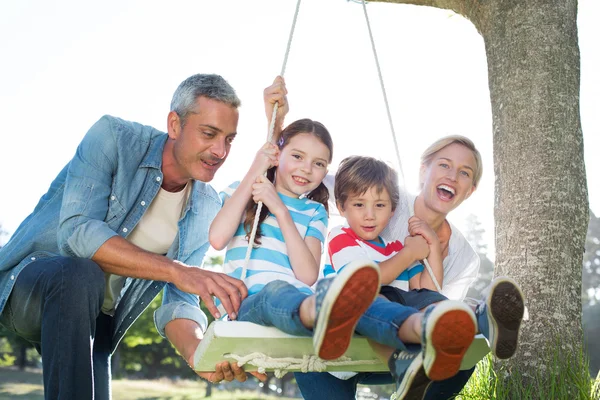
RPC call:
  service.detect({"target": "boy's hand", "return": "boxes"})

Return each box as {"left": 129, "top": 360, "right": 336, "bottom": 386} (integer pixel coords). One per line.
{"left": 403, "top": 235, "right": 430, "bottom": 262}
{"left": 250, "top": 142, "right": 280, "bottom": 176}
{"left": 264, "top": 76, "right": 289, "bottom": 136}
{"left": 252, "top": 175, "right": 286, "bottom": 215}
{"left": 408, "top": 216, "right": 440, "bottom": 247}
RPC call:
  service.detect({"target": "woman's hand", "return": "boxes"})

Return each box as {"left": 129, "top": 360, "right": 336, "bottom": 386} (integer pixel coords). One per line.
{"left": 408, "top": 216, "right": 440, "bottom": 247}
{"left": 403, "top": 234, "right": 430, "bottom": 263}
{"left": 252, "top": 175, "right": 286, "bottom": 216}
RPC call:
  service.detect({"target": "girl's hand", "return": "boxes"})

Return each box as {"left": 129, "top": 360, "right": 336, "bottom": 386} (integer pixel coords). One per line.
{"left": 408, "top": 216, "right": 440, "bottom": 247}
{"left": 250, "top": 142, "right": 280, "bottom": 176}
{"left": 252, "top": 175, "right": 286, "bottom": 216}
{"left": 264, "top": 76, "right": 289, "bottom": 136}
{"left": 403, "top": 234, "right": 430, "bottom": 262}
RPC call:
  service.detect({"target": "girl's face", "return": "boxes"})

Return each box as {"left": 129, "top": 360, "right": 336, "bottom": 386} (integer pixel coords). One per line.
{"left": 275, "top": 133, "right": 330, "bottom": 198}
{"left": 419, "top": 143, "right": 477, "bottom": 215}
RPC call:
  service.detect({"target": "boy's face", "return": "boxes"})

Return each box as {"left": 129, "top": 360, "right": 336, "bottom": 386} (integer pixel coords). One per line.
{"left": 337, "top": 186, "right": 394, "bottom": 242}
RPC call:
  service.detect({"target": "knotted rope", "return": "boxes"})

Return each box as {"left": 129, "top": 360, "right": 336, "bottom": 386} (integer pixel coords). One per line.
{"left": 241, "top": 0, "right": 302, "bottom": 281}
{"left": 359, "top": 0, "right": 442, "bottom": 292}
{"left": 227, "top": 352, "right": 381, "bottom": 378}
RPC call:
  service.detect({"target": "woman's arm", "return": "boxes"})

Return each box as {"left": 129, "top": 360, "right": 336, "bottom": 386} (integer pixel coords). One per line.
{"left": 418, "top": 243, "right": 444, "bottom": 291}
{"left": 407, "top": 216, "right": 444, "bottom": 291}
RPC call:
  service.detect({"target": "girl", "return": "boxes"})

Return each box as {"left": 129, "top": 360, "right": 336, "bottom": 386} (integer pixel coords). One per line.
{"left": 209, "top": 118, "right": 380, "bottom": 360}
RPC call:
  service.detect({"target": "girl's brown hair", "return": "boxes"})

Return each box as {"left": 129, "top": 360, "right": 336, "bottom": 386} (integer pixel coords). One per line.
{"left": 243, "top": 118, "right": 334, "bottom": 245}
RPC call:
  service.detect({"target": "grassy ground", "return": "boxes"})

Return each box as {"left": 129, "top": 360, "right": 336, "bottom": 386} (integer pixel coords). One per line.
{"left": 0, "top": 367, "right": 298, "bottom": 400}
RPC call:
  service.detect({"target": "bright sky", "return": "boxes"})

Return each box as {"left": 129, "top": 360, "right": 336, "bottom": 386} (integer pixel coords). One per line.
{"left": 0, "top": 0, "right": 598, "bottom": 260}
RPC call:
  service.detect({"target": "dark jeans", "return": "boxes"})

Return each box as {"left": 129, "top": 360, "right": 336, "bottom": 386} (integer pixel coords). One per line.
{"left": 294, "top": 367, "right": 476, "bottom": 399}
{"left": 0, "top": 256, "right": 111, "bottom": 400}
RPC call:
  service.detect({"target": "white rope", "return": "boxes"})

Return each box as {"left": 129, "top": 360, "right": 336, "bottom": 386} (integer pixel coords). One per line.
{"left": 359, "top": 0, "right": 442, "bottom": 292}
{"left": 227, "top": 352, "right": 381, "bottom": 378}
{"left": 241, "top": 0, "right": 302, "bottom": 281}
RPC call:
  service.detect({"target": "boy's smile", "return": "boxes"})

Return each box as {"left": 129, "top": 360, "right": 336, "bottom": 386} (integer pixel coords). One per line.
{"left": 337, "top": 186, "right": 394, "bottom": 243}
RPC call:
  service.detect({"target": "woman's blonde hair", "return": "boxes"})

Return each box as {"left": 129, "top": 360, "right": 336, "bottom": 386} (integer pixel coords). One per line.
{"left": 420, "top": 135, "right": 483, "bottom": 187}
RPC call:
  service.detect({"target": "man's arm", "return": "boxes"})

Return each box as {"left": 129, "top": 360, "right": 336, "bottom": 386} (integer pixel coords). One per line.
{"left": 56, "top": 117, "right": 246, "bottom": 319}
{"left": 165, "top": 319, "right": 267, "bottom": 383}
{"left": 93, "top": 236, "right": 245, "bottom": 319}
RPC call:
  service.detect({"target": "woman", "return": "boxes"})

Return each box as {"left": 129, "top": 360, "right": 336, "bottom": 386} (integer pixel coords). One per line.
{"left": 295, "top": 136, "right": 524, "bottom": 400}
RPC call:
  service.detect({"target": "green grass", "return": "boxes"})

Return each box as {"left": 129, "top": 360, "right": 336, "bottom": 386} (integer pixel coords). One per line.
{"left": 0, "top": 367, "right": 297, "bottom": 400}
{"left": 457, "top": 352, "right": 600, "bottom": 400}
{"left": 3, "top": 352, "right": 600, "bottom": 400}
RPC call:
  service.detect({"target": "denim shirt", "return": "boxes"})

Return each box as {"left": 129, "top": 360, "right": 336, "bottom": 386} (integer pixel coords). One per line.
{"left": 0, "top": 115, "right": 220, "bottom": 353}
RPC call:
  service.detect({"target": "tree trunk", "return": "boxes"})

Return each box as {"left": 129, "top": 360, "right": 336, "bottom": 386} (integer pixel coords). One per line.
{"left": 481, "top": 0, "right": 587, "bottom": 377}
{"left": 371, "top": 0, "right": 588, "bottom": 388}
{"left": 18, "top": 343, "right": 27, "bottom": 370}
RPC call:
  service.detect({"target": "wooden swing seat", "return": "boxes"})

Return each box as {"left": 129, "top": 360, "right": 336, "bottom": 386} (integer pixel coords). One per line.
{"left": 193, "top": 321, "right": 490, "bottom": 373}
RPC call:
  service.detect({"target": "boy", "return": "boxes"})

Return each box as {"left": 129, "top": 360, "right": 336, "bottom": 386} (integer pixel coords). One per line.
{"left": 324, "top": 156, "right": 523, "bottom": 400}
{"left": 325, "top": 156, "right": 476, "bottom": 399}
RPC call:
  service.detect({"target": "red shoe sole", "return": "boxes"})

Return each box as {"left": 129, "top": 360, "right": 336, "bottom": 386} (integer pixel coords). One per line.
{"left": 426, "top": 310, "right": 476, "bottom": 381}
{"left": 317, "top": 267, "right": 379, "bottom": 360}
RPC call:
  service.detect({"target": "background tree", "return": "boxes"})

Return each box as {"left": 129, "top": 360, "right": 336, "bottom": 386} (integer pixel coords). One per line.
{"left": 583, "top": 210, "right": 600, "bottom": 305}
{"left": 583, "top": 210, "right": 600, "bottom": 377}
{"left": 463, "top": 214, "right": 494, "bottom": 300}
{"left": 371, "top": 0, "right": 588, "bottom": 390}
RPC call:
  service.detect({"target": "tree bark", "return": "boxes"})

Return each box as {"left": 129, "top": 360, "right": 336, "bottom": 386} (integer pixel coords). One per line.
{"left": 371, "top": 0, "right": 588, "bottom": 386}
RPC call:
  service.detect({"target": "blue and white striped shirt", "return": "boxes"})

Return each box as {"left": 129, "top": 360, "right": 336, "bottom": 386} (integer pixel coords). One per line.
{"left": 219, "top": 181, "right": 328, "bottom": 298}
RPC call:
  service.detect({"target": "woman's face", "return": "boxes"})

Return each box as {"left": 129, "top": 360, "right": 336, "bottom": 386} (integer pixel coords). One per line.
{"left": 420, "top": 143, "right": 477, "bottom": 215}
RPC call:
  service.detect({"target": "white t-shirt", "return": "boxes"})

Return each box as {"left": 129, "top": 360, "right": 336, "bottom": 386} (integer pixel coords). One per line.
{"left": 101, "top": 183, "right": 190, "bottom": 315}
{"left": 381, "top": 192, "right": 480, "bottom": 301}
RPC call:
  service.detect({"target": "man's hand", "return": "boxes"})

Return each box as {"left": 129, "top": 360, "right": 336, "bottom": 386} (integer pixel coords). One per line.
{"left": 264, "top": 76, "right": 289, "bottom": 137}
{"left": 196, "top": 361, "right": 268, "bottom": 384}
{"left": 173, "top": 264, "right": 247, "bottom": 320}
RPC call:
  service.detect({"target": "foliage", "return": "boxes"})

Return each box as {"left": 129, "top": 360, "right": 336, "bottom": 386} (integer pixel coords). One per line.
{"left": 116, "top": 255, "right": 223, "bottom": 379}
{"left": 463, "top": 214, "right": 494, "bottom": 300}
{"left": 117, "top": 292, "right": 195, "bottom": 379}
{"left": 583, "top": 210, "right": 600, "bottom": 305}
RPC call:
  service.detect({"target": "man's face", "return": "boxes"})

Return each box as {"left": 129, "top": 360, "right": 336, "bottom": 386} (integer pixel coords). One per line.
{"left": 169, "top": 96, "right": 239, "bottom": 182}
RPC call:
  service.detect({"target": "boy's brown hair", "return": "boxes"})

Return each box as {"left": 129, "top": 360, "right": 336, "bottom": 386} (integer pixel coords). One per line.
{"left": 334, "top": 156, "right": 400, "bottom": 211}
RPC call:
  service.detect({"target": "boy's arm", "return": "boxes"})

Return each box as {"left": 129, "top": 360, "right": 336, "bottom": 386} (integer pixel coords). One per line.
{"left": 378, "top": 235, "right": 429, "bottom": 285}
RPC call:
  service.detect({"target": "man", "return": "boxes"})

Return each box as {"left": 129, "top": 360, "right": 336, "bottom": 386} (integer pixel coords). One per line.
{"left": 0, "top": 74, "right": 287, "bottom": 399}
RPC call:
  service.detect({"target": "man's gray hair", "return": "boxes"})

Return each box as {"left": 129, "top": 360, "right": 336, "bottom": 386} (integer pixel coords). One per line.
{"left": 170, "top": 74, "right": 241, "bottom": 126}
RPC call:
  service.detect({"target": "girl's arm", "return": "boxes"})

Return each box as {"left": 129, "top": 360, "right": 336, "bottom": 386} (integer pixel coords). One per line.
{"left": 251, "top": 176, "right": 321, "bottom": 286}
{"left": 209, "top": 143, "right": 279, "bottom": 250}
